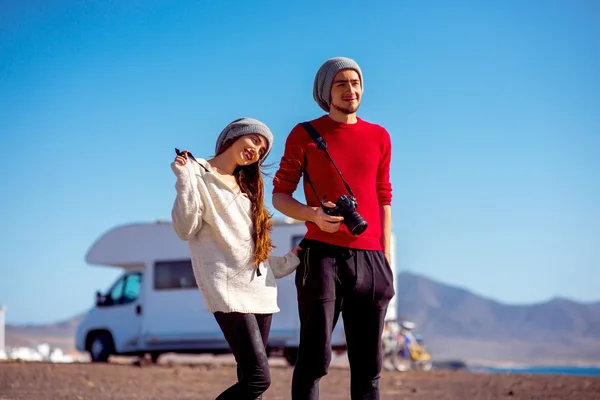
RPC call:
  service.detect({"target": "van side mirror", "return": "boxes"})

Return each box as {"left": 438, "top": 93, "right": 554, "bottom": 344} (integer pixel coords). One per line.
{"left": 96, "top": 290, "right": 106, "bottom": 306}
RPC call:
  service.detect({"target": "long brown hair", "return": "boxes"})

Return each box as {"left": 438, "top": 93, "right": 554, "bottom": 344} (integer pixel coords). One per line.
{"left": 216, "top": 138, "right": 273, "bottom": 266}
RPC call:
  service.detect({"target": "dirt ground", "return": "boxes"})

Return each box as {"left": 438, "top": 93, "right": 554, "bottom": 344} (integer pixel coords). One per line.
{"left": 1, "top": 359, "right": 599, "bottom": 400}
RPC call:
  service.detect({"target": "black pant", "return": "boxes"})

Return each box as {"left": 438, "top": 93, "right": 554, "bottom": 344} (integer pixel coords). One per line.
{"left": 291, "top": 239, "right": 395, "bottom": 400}
{"left": 214, "top": 312, "right": 272, "bottom": 400}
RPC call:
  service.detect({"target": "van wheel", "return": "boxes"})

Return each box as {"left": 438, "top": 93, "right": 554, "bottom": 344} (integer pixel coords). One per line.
{"left": 283, "top": 348, "right": 298, "bottom": 366}
{"left": 89, "top": 332, "right": 113, "bottom": 362}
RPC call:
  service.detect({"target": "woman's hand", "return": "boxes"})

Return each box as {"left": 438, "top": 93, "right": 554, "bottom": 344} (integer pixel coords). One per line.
{"left": 171, "top": 149, "right": 191, "bottom": 178}
{"left": 175, "top": 150, "right": 189, "bottom": 166}
{"left": 291, "top": 245, "right": 302, "bottom": 257}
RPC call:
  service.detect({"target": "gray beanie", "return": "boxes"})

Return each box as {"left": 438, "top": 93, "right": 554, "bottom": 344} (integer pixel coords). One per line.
{"left": 313, "top": 57, "right": 363, "bottom": 112}
{"left": 214, "top": 117, "right": 274, "bottom": 161}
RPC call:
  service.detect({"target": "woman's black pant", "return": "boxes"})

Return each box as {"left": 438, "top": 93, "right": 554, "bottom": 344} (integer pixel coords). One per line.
{"left": 214, "top": 311, "right": 273, "bottom": 399}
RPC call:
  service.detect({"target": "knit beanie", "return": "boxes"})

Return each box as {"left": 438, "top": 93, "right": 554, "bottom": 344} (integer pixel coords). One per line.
{"left": 313, "top": 57, "right": 363, "bottom": 112}
{"left": 214, "top": 117, "right": 274, "bottom": 161}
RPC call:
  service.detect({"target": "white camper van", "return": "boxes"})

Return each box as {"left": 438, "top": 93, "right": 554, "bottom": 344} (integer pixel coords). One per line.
{"left": 75, "top": 219, "right": 397, "bottom": 365}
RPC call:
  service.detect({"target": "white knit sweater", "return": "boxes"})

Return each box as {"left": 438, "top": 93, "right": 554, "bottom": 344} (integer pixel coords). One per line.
{"left": 170, "top": 157, "right": 300, "bottom": 314}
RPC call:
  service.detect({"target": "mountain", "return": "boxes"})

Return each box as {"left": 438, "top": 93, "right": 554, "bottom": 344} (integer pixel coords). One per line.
{"left": 5, "top": 314, "right": 85, "bottom": 353}
{"left": 395, "top": 272, "right": 600, "bottom": 365}
{"left": 5, "top": 274, "right": 600, "bottom": 365}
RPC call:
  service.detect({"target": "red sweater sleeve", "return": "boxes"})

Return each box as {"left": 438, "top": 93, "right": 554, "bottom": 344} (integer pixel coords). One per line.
{"left": 273, "top": 124, "right": 306, "bottom": 195}
{"left": 377, "top": 127, "right": 393, "bottom": 205}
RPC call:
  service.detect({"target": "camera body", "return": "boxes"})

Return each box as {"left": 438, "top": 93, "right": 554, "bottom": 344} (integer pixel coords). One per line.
{"left": 322, "top": 195, "right": 368, "bottom": 236}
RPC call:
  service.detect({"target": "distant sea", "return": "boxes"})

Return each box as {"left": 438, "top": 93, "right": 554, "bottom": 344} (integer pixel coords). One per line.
{"left": 471, "top": 366, "right": 600, "bottom": 377}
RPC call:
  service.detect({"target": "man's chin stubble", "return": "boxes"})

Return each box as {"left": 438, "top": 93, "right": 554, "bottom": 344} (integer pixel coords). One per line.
{"left": 332, "top": 104, "right": 359, "bottom": 115}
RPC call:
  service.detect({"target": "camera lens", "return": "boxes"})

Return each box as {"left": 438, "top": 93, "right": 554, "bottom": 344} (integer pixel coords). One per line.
{"left": 345, "top": 210, "right": 368, "bottom": 236}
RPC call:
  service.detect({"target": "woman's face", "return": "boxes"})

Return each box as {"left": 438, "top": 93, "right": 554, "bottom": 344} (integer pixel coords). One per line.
{"left": 231, "top": 134, "right": 268, "bottom": 166}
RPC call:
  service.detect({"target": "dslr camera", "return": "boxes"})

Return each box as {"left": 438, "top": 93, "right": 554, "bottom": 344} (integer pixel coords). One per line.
{"left": 322, "top": 195, "right": 368, "bottom": 236}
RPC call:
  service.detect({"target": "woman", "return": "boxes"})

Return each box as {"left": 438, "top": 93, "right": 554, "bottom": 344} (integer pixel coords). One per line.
{"left": 170, "top": 117, "right": 300, "bottom": 399}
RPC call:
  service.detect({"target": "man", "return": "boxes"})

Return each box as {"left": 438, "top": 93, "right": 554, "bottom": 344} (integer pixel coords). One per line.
{"left": 272, "top": 57, "right": 395, "bottom": 399}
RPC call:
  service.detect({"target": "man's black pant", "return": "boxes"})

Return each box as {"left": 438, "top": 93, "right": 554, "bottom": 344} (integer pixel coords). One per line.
{"left": 291, "top": 239, "right": 396, "bottom": 400}
{"left": 214, "top": 311, "right": 272, "bottom": 400}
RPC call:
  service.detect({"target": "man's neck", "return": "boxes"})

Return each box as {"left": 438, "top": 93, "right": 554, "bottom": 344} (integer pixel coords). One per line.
{"left": 328, "top": 109, "right": 358, "bottom": 124}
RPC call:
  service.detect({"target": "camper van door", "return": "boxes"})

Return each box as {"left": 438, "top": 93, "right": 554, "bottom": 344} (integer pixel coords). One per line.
{"left": 97, "top": 271, "right": 143, "bottom": 354}
{"left": 140, "top": 258, "right": 224, "bottom": 351}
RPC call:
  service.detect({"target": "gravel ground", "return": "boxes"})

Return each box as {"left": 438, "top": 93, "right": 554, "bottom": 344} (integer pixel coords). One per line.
{"left": 1, "top": 360, "right": 599, "bottom": 400}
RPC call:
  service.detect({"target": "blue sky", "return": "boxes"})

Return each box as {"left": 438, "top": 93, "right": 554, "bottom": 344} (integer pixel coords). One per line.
{"left": 1, "top": 0, "right": 598, "bottom": 324}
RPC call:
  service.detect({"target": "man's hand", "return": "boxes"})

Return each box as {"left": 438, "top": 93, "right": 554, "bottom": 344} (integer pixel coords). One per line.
{"left": 311, "top": 202, "right": 344, "bottom": 233}
{"left": 384, "top": 252, "right": 392, "bottom": 266}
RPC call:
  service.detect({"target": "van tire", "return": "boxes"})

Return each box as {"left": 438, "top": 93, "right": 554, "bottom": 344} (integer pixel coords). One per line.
{"left": 88, "top": 331, "right": 114, "bottom": 363}
{"left": 283, "top": 348, "right": 298, "bottom": 366}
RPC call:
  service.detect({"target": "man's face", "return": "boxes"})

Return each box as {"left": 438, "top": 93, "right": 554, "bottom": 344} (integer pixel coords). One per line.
{"left": 329, "top": 69, "right": 362, "bottom": 114}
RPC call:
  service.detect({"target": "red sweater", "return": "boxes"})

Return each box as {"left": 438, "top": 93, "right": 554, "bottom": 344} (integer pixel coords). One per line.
{"left": 273, "top": 115, "right": 392, "bottom": 251}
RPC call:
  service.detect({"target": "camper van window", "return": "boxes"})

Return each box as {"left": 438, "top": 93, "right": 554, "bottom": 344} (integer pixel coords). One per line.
{"left": 154, "top": 260, "right": 196, "bottom": 290}
{"left": 122, "top": 273, "right": 142, "bottom": 304}
{"left": 109, "top": 277, "right": 125, "bottom": 304}
{"left": 103, "top": 272, "right": 142, "bottom": 306}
